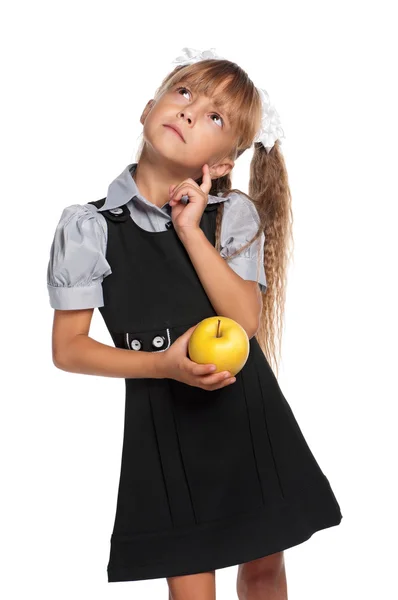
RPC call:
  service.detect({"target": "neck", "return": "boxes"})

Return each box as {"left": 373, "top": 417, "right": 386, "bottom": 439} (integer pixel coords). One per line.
{"left": 132, "top": 147, "right": 202, "bottom": 208}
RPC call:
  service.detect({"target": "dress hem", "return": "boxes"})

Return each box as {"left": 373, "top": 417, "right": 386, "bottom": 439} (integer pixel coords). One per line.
{"left": 106, "top": 475, "right": 343, "bottom": 582}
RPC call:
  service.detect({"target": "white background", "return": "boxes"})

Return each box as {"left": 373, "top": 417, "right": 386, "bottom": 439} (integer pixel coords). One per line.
{"left": 1, "top": 0, "right": 397, "bottom": 598}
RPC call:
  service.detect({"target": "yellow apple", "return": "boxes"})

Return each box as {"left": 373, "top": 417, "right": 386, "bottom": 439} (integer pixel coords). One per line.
{"left": 188, "top": 316, "right": 250, "bottom": 376}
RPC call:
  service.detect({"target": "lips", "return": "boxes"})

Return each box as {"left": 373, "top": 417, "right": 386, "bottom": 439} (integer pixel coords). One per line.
{"left": 163, "top": 124, "right": 185, "bottom": 142}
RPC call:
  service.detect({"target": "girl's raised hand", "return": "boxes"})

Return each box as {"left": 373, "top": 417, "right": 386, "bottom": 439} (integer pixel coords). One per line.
{"left": 157, "top": 325, "right": 236, "bottom": 391}
{"left": 168, "top": 164, "right": 213, "bottom": 235}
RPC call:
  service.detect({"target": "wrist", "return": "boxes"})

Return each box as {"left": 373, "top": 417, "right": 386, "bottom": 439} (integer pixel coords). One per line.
{"left": 176, "top": 226, "right": 204, "bottom": 244}
{"left": 152, "top": 351, "right": 167, "bottom": 379}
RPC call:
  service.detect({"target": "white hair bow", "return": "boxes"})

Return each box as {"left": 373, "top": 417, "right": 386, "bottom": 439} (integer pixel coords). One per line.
{"left": 171, "top": 47, "right": 285, "bottom": 153}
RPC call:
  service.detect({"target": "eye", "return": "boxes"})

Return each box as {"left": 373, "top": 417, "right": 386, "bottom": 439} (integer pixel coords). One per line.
{"left": 176, "top": 86, "right": 191, "bottom": 100}
{"left": 210, "top": 113, "right": 223, "bottom": 127}
{"left": 175, "top": 86, "right": 224, "bottom": 127}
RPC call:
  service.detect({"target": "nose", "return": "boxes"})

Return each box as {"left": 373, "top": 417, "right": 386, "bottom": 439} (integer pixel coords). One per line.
{"left": 178, "top": 111, "right": 192, "bottom": 124}
{"left": 178, "top": 96, "right": 210, "bottom": 125}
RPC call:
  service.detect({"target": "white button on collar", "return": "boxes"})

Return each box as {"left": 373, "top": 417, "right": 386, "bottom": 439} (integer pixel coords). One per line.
{"left": 109, "top": 207, "right": 123, "bottom": 215}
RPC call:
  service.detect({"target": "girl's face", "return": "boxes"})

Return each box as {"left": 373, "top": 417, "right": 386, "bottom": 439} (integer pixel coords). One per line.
{"left": 140, "top": 79, "right": 237, "bottom": 179}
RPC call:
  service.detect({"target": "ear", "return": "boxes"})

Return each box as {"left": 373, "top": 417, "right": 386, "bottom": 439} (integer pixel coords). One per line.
{"left": 140, "top": 99, "right": 155, "bottom": 125}
{"left": 209, "top": 159, "right": 235, "bottom": 179}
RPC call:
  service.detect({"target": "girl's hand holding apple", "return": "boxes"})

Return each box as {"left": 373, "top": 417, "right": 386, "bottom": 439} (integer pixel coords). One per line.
{"left": 157, "top": 326, "right": 236, "bottom": 391}
{"left": 188, "top": 316, "right": 250, "bottom": 376}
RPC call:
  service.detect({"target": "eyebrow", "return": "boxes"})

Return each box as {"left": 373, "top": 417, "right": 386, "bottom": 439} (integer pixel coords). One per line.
{"left": 211, "top": 98, "right": 232, "bottom": 121}
{"left": 204, "top": 95, "right": 233, "bottom": 124}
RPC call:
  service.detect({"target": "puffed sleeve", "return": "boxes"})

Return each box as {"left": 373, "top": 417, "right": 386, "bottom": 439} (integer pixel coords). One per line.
{"left": 219, "top": 192, "right": 267, "bottom": 293}
{"left": 47, "top": 203, "right": 112, "bottom": 310}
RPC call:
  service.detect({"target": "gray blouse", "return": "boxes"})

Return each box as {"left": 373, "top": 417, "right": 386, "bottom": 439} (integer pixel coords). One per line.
{"left": 47, "top": 163, "right": 267, "bottom": 310}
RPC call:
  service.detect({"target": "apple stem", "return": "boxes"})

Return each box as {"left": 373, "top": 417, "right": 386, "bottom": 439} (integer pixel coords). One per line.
{"left": 216, "top": 319, "right": 221, "bottom": 338}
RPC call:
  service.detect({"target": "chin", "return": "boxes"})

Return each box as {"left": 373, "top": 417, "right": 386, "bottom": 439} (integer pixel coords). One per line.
{"left": 151, "top": 138, "right": 197, "bottom": 167}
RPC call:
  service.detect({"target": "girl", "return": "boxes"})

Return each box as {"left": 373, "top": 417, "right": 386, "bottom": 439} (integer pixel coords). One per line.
{"left": 47, "top": 47, "right": 343, "bottom": 599}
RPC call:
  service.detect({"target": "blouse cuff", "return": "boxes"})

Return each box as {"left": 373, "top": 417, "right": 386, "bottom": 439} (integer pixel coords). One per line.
{"left": 47, "top": 282, "right": 104, "bottom": 310}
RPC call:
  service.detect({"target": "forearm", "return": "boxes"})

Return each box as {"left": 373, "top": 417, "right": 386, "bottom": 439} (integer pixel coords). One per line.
{"left": 54, "top": 334, "right": 162, "bottom": 379}
{"left": 178, "top": 228, "right": 260, "bottom": 337}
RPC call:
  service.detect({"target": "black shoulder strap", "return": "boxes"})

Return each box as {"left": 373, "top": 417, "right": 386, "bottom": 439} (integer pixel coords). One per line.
{"left": 203, "top": 202, "right": 221, "bottom": 213}
{"left": 87, "top": 198, "right": 130, "bottom": 222}
{"left": 88, "top": 198, "right": 106, "bottom": 209}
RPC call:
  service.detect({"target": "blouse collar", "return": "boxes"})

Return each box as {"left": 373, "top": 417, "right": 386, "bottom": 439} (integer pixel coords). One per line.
{"left": 98, "top": 163, "right": 228, "bottom": 213}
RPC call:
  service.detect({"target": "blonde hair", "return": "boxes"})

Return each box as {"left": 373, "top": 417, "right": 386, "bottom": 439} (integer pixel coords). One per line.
{"left": 135, "top": 58, "right": 293, "bottom": 378}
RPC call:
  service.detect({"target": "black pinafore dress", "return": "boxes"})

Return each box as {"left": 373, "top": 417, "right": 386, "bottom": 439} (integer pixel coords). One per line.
{"left": 88, "top": 197, "right": 343, "bottom": 583}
